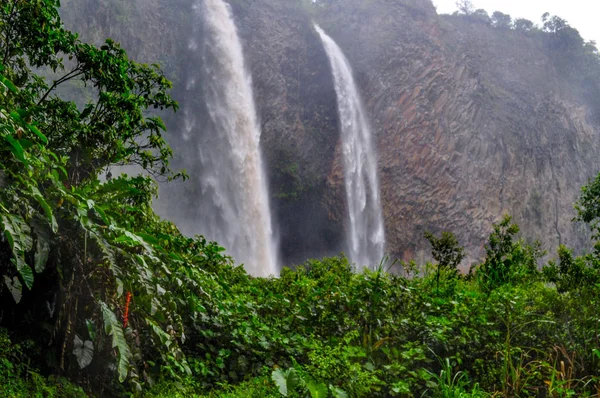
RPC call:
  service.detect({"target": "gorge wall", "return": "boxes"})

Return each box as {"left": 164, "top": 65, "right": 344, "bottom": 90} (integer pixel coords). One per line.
{"left": 60, "top": 0, "right": 600, "bottom": 268}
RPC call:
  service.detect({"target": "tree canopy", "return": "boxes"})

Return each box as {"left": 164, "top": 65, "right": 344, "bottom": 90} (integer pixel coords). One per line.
{"left": 1, "top": 0, "right": 182, "bottom": 184}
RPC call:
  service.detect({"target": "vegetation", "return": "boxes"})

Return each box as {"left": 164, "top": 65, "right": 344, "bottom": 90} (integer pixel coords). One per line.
{"left": 2, "top": 0, "right": 600, "bottom": 397}
{"left": 450, "top": 4, "right": 600, "bottom": 121}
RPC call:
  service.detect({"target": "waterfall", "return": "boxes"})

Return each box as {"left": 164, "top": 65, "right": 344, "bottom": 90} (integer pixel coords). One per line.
{"left": 315, "top": 25, "right": 385, "bottom": 268}
{"left": 177, "top": 0, "right": 278, "bottom": 276}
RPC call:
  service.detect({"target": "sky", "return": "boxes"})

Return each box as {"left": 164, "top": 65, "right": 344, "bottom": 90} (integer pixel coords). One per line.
{"left": 431, "top": 0, "right": 600, "bottom": 45}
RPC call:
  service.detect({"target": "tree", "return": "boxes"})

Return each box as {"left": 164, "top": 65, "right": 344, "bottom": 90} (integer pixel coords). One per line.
{"left": 0, "top": 0, "right": 182, "bottom": 184}
{"left": 575, "top": 173, "right": 600, "bottom": 254}
{"left": 491, "top": 11, "right": 512, "bottom": 29}
{"left": 455, "top": 0, "right": 475, "bottom": 15}
{"left": 471, "top": 9, "right": 492, "bottom": 25}
{"left": 543, "top": 19, "right": 584, "bottom": 53}
{"left": 424, "top": 231, "right": 465, "bottom": 289}
{"left": 541, "top": 13, "right": 568, "bottom": 33}
{"left": 541, "top": 174, "right": 600, "bottom": 291}
{"left": 424, "top": 231, "right": 465, "bottom": 271}
{"left": 543, "top": 245, "right": 593, "bottom": 292}
{"left": 0, "top": 0, "right": 197, "bottom": 388}
{"left": 476, "top": 216, "right": 544, "bottom": 292}
{"left": 477, "top": 216, "right": 520, "bottom": 291}
{"left": 514, "top": 18, "right": 534, "bottom": 32}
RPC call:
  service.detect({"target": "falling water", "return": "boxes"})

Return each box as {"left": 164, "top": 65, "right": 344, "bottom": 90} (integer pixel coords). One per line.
{"left": 179, "top": 0, "right": 278, "bottom": 276}
{"left": 315, "top": 25, "right": 385, "bottom": 268}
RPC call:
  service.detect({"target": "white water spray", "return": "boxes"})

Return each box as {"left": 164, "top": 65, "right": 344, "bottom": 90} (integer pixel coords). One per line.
{"left": 182, "top": 0, "right": 278, "bottom": 276}
{"left": 315, "top": 25, "right": 385, "bottom": 268}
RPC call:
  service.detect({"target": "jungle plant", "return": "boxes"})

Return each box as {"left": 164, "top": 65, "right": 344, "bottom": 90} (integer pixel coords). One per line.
{"left": 0, "top": 0, "right": 206, "bottom": 390}
{"left": 426, "top": 357, "right": 489, "bottom": 398}
{"left": 424, "top": 231, "right": 465, "bottom": 291}
{"left": 476, "top": 216, "right": 542, "bottom": 292}
{"left": 575, "top": 172, "right": 600, "bottom": 254}
{"left": 271, "top": 365, "right": 349, "bottom": 398}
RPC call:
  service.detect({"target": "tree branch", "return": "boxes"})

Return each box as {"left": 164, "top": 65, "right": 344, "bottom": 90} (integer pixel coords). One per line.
{"left": 37, "top": 67, "right": 84, "bottom": 105}
{"left": 2, "top": 1, "right": 18, "bottom": 66}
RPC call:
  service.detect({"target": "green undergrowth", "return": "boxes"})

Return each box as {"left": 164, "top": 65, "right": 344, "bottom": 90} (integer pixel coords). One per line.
{"left": 144, "top": 374, "right": 278, "bottom": 398}
{"left": 0, "top": 329, "right": 86, "bottom": 398}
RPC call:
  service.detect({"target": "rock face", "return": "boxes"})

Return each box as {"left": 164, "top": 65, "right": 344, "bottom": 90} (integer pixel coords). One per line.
{"left": 317, "top": 1, "right": 599, "bottom": 265}
{"left": 231, "top": 1, "right": 345, "bottom": 263}
{"left": 60, "top": 0, "right": 599, "bottom": 268}
{"left": 61, "top": 0, "right": 189, "bottom": 70}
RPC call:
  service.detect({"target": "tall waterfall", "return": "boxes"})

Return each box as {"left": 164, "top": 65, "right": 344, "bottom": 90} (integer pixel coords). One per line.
{"left": 179, "top": 0, "right": 278, "bottom": 276}
{"left": 315, "top": 25, "right": 385, "bottom": 268}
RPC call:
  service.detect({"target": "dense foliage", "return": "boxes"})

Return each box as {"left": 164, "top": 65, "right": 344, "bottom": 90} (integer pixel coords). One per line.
{"left": 2, "top": 1, "right": 600, "bottom": 397}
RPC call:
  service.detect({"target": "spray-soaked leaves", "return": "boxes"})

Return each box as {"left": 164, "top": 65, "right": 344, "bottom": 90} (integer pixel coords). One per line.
{"left": 33, "top": 221, "right": 51, "bottom": 274}
{"left": 3, "top": 275, "right": 22, "bottom": 304}
{"left": 0, "top": 4, "right": 194, "bottom": 389}
{"left": 1, "top": 213, "right": 34, "bottom": 289}
{"left": 73, "top": 335, "right": 94, "bottom": 369}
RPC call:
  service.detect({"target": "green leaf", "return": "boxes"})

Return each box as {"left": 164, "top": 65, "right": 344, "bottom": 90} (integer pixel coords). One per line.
{"left": 34, "top": 223, "right": 51, "bottom": 274}
{"left": 86, "top": 319, "right": 97, "bottom": 341}
{"left": 137, "top": 232, "right": 161, "bottom": 247}
{"left": 271, "top": 368, "right": 299, "bottom": 397}
{"left": 307, "top": 380, "right": 328, "bottom": 398}
{"left": 272, "top": 369, "right": 289, "bottom": 397}
{"left": 1, "top": 213, "right": 33, "bottom": 287}
{"left": 80, "top": 104, "right": 94, "bottom": 119}
{"left": 114, "top": 229, "right": 153, "bottom": 254}
{"left": 31, "top": 186, "right": 58, "bottom": 233}
{"left": 9, "top": 110, "right": 22, "bottom": 122}
{"left": 4, "top": 275, "right": 22, "bottom": 304}
{"left": 18, "top": 263, "right": 34, "bottom": 290}
{"left": 93, "top": 204, "right": 110, "bottom": 226}
{"left": 100, "top": 302, "right": 131, "bottom": 382}
{"left": 57, "top": 165, "right": 68, "bottom": 179}
{"left": 18, "top": 139, "right": 34, "bottom": 150}
{"left": 73, "top": 335, "right": 94, "bottom": 369}
{"left": 28, "top": 124, "right": 48, "bottom": 144}
{"left": 0, "top": 74, "right": 18, "bottom": 94}
{"left": 329, "top": 385, "right": 348, "bottom": 398}
{"left": 116, "top": 277, "right": 124, "bottom": 297}
{"left": 149, "top": 116, "right": 166, "bottom": 131}
{"left": 148, "top": 319, "right": 172, "bottom": 348}
{"left": 4, "top": 135, "right": 26, "bottom": 164}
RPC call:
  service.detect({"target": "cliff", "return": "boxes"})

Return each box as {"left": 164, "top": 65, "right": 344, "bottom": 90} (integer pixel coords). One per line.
{"left": 59, "top": 0, "right": 600, "bottom": 267}
{"left": 316, "top": 0, "right": 599, "bottom": 263}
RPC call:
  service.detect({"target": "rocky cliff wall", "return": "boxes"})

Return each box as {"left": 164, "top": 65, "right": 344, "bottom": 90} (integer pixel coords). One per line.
{"left": 231, "top": 0, "right": 345, "bottom": 263}
{"left": 316, "top": 1, "right": 599, "bottom": 264}
{"left": 60, "top": 0, "right": 600, "bottom": 267}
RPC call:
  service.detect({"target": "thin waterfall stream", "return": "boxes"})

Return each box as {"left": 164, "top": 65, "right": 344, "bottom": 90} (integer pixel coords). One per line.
{"left": 315, "top": 24, "right": 385, "bottom": 268}
{"left": 177, "top": 0, "right": 278, "bottom": 276}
